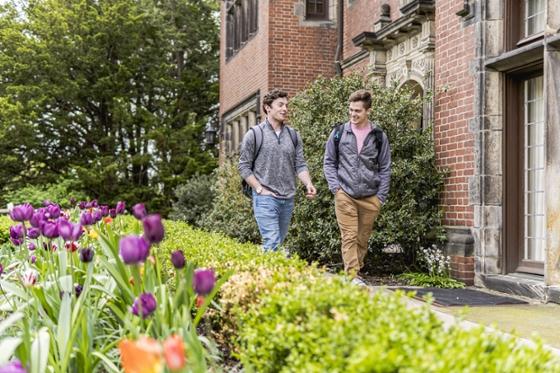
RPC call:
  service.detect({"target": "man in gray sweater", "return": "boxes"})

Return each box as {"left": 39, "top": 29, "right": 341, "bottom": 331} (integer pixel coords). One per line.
{"left": 323, "top": 90, "right": 391, "bottom": 284}
{"left": 238, "top": 89, "right": 316, "bottom": 252}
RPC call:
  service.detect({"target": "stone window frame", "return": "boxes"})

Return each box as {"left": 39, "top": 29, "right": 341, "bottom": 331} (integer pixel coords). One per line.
{"left": 225, "top": 0, "right": 259, "bottom": 61}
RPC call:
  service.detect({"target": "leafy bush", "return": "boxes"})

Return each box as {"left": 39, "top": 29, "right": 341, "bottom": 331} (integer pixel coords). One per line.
{"left": 154, "top": 221, "right": 560, "bottom": 372}
{"left": 199, "top": 160, "right": 260, "bottom": 243}
{"left": 2, "top": 177, "right": 88, "bottom": 208}
{"left": 170, "top": 173, "right": 216, "bottom": 226}
{"left": 287, "top": 75, "right": 446, "bottom": 267}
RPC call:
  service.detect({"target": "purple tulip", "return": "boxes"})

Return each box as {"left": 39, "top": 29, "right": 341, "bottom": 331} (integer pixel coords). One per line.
{"left": 100, "top": 205, "right": 109, "bottom": 217}
{"left": 109, "top": 208, "right": 117, "bottom": 218}
{"left": 115, "top": 201, "right": 126, "bottom": 214}
{"left": 119, "top": 236, "right": 150, "bottom": 264}
{"left": 90, "top": 199, "right": 98, "bottom": 208}
{"left": 80, "top": 212, "right": 94, "bottom": 226}
{"left": 69, "top": 197, "right": 76, "bottom": 206}
{"left": 29, "top": 209, "right": 45, "bottom": 228}
{"left": 9, "top": 203, "right": 34, "bottom": 222}
{"left": 28, "top": 243, "right": 36, "bottom": 251}
{"left": 132, "top": 203, "right": 147, "bottom": 220}
{"left": 57, "top": 220, "right": 73, "bottom": 240}
{"left": 69, "top": 224, "right": 83, "bottom": 241}
{"left": 0, "top": 263, "right": 3, "bottom": 277}
{"left": 143, "top": 214, "right": 164, "bottom": 244}
{"left": 78, "top": 201, "right": 87, "bottom": 209}
{"left": 27, "top": 227, "right": 40, "bottom": 239}
{"left": 42, "top": 200, "right": 53, "bottom": 207}
{"left": 131, "top": 292, "right": 157, "bottom": 318}
{"left": 0, "top": 359, "right": 26, "bottom": 373}
{"left": 193, "top": 269, "right": 216, "bottom": 295}
{"left": 41, "top": 221, "right": 59, "bottom": 239}
{"left": 74, "top": 284, "right": 83, "bottom": 297}
{"left": 29, "top": 255, "right": 36, "bottom": 264}
{"left": 46, "top": 204, "right": 60, "bottom": 219}
{"left": 92, "top": 209, "right": 103, "bottom": 223}
{"left": 79, "top": 247, "right": 94, "bottom": 263}
{"left": 10, "top": 225, "right": 24, "bottom": 240}
{"left": 170, "top": 250, "right": 186, "bottom": 269}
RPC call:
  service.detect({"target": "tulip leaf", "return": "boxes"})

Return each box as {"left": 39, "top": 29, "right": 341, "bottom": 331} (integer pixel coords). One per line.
{"left": 92, "top": 351, "right": 120, "bottom": 373}
{"left": 56, "top": 292, "right": 71, "bottom": 363}
{"left": 0, "top": 311, "right": 23, "bottom": 336}
{"left": 0, "top": 280, "right": 28, "bottom": 300}
{"left": 30, "top": 327, "right": 50, "bottom": 373}
{"left": 0, "top": 337, "right": 22, "bottom": 364}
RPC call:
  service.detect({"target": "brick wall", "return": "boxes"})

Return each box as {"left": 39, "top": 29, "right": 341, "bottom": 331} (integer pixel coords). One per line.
{"left": 434, "top": 0, "right": 476, "bottom": 228}
{"left": 343, "top": 0, "right": 403, "bottom": 61}
{"left": 268, "top": 0, "right": 337, "bottom": 98}
{"left": 219, "top": 1, "right": 270, "bottom": 116}
{"left": 450, "top": 256, "right": 475, "bottom": 285}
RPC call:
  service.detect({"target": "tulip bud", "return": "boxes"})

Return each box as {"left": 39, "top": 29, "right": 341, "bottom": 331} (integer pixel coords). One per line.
{"left": 170, "top": 250, "right": 186, "bottom": 269}
{"left": 79, "top": 247, "right": 95, "bottom": 263}
{"left": 143, "top": 214, "right": 164, "bottom": 244}
{"left": 193, "top": 269, "right": 216, "bottom": 295}
{"left": 119, "top": 235, "right": 150, "bottom": 265}
{"left": 132, "top": 203, "right": 147, "bottom": 220}
{"left": 131, "top": 292, "right": 157, "bottom": 318}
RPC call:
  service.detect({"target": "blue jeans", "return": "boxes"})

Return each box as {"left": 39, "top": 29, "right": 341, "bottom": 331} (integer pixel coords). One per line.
{"left": 252, "top": 192, "right": 295, "bottom": 252}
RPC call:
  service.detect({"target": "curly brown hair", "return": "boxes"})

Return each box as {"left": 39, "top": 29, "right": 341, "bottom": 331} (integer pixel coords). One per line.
{"left": 262, "top": 89, "right": 288, "bottom": 114}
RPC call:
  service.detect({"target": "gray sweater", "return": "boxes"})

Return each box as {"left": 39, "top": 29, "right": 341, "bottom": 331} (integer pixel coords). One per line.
{"left": 323, "top": 121, "right": 391, "bottom": 203}
{"left": 238, "top": 121, "right": 308, "bottom": 199}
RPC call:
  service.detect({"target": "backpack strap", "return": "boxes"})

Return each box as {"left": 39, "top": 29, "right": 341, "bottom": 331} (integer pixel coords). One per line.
{"left": 372, "top": 126, "right": 384, "bottom": 168}
{"left": 333, "top": 122, "right": 345, "bottom": 163}
{"left": 285, "top": 126, "right": 298, "bottom": 149}
{"left": 249, "top": 125, "right": 264, "bottom": 171}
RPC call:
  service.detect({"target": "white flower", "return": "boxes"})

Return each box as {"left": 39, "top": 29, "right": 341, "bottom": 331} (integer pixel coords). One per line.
{"left": 22, "top": 269, "right": 38, "bottom": 287}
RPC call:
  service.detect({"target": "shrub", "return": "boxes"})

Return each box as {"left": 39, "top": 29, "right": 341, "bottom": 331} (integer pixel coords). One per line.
{"left": 287, "top": 75, "right": 446, "bottom": 267}
{"left": 170, "top": 173, "right": 216, "bottom": 226}
{"left": 199, "top": 159, "right": 260, "bottom": 244}
{"left": 154, "top": 221, "right": 560, "bottom": 373}
{"left": 2, "top": 177, "right": 87, "bottom": 208}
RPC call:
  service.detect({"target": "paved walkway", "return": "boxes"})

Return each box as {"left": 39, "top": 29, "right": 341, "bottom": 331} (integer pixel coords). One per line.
{"left": 370, "top": 285, "right": 560, "bottom": 355}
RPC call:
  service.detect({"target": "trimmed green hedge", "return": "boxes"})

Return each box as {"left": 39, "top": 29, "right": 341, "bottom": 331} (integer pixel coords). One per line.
{"left": 157, "top": 220, "right": 560, "bottom": 372}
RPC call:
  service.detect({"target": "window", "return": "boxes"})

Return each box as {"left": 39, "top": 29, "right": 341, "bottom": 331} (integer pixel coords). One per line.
{"left": 505, "top": 71, "right": 545, "bottom": 275}
{"left": 306, "top": 0, "right": 328, "bottom": 20}
{"left": 225, "top": 0, "right": 259, "bottom": 60}
{"left": 523, "top": 76, "right": 545, "bottom": 262}
{"left": 524, "top": 0, "right": 545, "bottom": 37}
{"left": 505, "top": 0, "right": 545, "bottom": 49}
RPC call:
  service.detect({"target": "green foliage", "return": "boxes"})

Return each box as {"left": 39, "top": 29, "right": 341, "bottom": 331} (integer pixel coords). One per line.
{"left": 0, "top": 215, "right": 12, "bottom": 245}
{"left": 399, "top": 272, "right": 465, "bottom": 289}
{"left": 199, "top": 160, "right": 260, "bottom": 244}
{"left": 170, "top": 173, "right": 216, "bottom": 227}
{"left": 287, "top": 75, "right": 446, "bottom": 266}
{"left": 3, "top": 176, "right": 88, "bottom": 208}
{"left": 0, "top": 0, "right": 219, "bottom": 215}
{"left": 154, "top": 221, "right": 559, "bottom": 373}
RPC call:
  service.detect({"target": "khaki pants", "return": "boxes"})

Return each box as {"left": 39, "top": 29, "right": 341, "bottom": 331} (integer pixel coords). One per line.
{"left": 334, "top": 190, "right": 382, "bottom": 276}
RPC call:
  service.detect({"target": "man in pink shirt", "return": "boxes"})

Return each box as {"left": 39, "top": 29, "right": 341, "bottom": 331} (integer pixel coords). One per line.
{"left": 323, "top": 90, "right": 392, "bottom": 285}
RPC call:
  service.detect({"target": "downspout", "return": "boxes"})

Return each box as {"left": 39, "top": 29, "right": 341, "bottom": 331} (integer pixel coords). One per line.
{"left": 334, "top": 0, "right": 344, "bottom": 76}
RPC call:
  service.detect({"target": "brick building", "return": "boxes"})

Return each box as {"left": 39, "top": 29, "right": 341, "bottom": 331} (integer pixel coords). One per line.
{"left": 219, "top": 0, "right": 560, "bottom": 302}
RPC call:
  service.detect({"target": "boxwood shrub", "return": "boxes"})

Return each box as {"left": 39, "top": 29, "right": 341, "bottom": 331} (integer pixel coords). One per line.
{"left": 156, "top": 220, "right": 560, "bottom": 372}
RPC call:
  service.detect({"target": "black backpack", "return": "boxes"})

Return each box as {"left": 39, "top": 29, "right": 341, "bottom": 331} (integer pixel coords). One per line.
{"left": 241, "top": 125, "right": 299, "bottom": 198}
{"left": 333, "top": 122, "right": 384, "bottom": 170}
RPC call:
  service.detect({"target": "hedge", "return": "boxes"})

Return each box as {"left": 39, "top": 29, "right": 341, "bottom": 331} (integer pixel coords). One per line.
{"left": 157, "top": 220, "right": 560, "bottom": 372}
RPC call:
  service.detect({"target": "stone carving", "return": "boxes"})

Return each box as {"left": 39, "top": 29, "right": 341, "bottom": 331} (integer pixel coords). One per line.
{"left": 412, "top": 36, "right": 418, "bottom": 48}
{"left": 399, "top": 43, "right": 405, "bottom": 55}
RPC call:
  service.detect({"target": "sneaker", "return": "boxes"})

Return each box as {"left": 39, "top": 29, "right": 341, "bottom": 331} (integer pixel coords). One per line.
{"left": 351, "top": 276, "right": 368, "bottom": 287}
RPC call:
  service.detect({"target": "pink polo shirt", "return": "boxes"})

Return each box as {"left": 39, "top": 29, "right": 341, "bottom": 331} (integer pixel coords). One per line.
{"left": 351, "top": 122, "right": 371, "bottom": 154}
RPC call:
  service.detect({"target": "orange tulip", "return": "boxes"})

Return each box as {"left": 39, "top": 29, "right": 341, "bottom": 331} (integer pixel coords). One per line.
{"left": 104, "top": 216, "right": 113, "bottom": 224}
{"left": 163, "top": 335, "right": 187, "bottom": 371}
{"left": 119, "top": 337, "right": 163, "bottom": 373}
